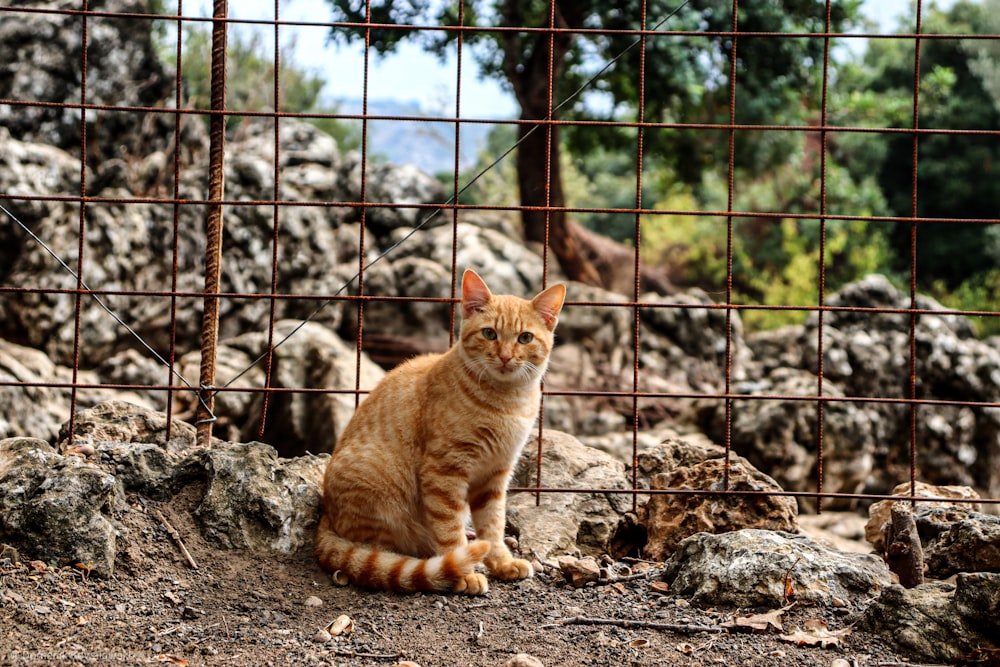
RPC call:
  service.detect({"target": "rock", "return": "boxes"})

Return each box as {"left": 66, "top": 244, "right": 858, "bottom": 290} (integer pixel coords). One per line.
{"left": 923, "top": 514, "right": 1000, "bottom": 578}
{"left": 865, "top": 481, "right": 982, "bottom": 552}
{"left": 698, "top": 367, "right": 884, "bottom": 511}
{"left": 953, "top": 572, "right": 1000, "bottom": 638}
{"left": 504, "top": 654, "right": 545, "bottom": 667}
{"left": 339, "top": 157, "right": 448, "bottom": 238}
{"left": 183, "top": 442, "right": 326, "bottom": 553}
{"left": 56, "top": 400, "right": 199, "bottom": 454}
{"left": 642, "top": 457, "right": 798, "bottom": 561}
{"left": 0, "top": 339, "right": 149, "bottom": 444}
{"left": 177, "top": 320, "right": 385, "bottom": 457}
{"left": 0, "top": 402, "right": 329, "bottom": 575}
{"left": 507, "top": 430, "right": 631, "bottom": 560}
{"left": 743, "top": 275, "right": 1000, "bottom": 502}
{"left": 633, "top": 432, "right": 729, "bottom": 487}
{"left": 0, "top": 0, "right": 203, "bottom": 172}
{"left": 859, "top": 575, "right": 1000, "bottom": 663}
{"left": 0, "top": 437, "right": 120, "bottom": 577}
{"left": 557, "top": 555, "right": 602, "bottom": 587}
{"left": 663, "top": 529, "right": 891, "bottom": 607}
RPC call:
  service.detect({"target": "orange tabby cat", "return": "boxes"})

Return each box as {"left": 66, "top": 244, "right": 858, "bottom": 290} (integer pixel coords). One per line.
{"left": 316, "top": 269, "right": 566, "bottom": 595}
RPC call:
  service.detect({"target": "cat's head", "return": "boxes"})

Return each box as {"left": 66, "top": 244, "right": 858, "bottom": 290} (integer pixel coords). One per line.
{"left": 458, "top": 269, "right": 566, "bottom": 386}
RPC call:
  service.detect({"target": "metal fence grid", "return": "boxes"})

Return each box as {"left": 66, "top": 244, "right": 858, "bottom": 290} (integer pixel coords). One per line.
{"left": 1, "top": 0, "right": 999, "bottom": 517}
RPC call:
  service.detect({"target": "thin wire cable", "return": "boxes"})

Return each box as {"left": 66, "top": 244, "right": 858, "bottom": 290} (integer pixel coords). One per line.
{"left": 216, "top": 0, "right": 694, "bottom": 390}
{"left": 0, "top": 204, "right": 196, "bottom": 394}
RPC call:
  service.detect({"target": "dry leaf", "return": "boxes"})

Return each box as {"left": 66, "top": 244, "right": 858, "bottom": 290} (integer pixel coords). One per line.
{"left": 649, "top": 581, "right": 670, "bottom": 594}
{"left": 724, "top": 606, "right": 788, "bottom": 633}
{"left": 627, "top": 638, "right": 649, "bottom": 648}
{"left": 155, "top": 656, "right": 189, "bottom": 666}
{"left": 779, "top": 619, "right": 852, "bottom": 648}
{"left": 326, "top": 614, "right": 354, "bottom": 637}
{"left": 674, "top": 642, "right": 695, "bottom": 655}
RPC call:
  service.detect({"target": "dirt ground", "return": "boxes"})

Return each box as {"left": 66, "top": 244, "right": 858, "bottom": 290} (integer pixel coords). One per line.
{"left": 0, "top": 490, "right": 912, "bottom": 667}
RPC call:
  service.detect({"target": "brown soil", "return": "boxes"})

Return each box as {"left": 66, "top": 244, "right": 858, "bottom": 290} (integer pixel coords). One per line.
{"left": 0, "top": 491, "right": 910, "bottom": 667}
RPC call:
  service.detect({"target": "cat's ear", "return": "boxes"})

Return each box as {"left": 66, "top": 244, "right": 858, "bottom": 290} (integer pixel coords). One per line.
{"left": 462, "top": 269, "right": 493, "bottom": 318}
{"left": 532, "top": 283, "right": 566, "bottom": 331}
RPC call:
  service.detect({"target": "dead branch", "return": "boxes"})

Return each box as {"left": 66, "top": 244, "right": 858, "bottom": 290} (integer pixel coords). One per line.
{"left": 885, "top": 503, "right": 924, "bottom": 588}
{"left": 329, "top": 648, "right": 403, "bottom": 661}
{"left": 541, "top": 615, "right": 726, "bottom": 635}
{"left": 153, "top": 508, "right": 199, "bottom": 570}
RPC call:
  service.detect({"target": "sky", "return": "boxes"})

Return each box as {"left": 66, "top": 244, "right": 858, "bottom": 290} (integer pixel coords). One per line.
{"left": 217, "top": 0, "right": 928, "bottom": 119}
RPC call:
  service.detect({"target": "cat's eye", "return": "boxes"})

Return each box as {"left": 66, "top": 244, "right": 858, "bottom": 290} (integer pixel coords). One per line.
{"left": 517, "top": 332, "right": 534, "bottom": 344}
{"left": 481, "top": 328, "right": 498, "bottom": 340}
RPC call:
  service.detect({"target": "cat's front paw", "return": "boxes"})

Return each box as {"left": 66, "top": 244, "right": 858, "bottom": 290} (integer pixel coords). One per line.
{"left": 487, "top": 556, "right": 534, "bottom": 581}
{"left": 452, "top": 572, "right": 489, "bottom": 595}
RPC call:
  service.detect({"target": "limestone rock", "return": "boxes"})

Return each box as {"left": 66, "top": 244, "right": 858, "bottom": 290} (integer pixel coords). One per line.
{"left": 507, "top": 430, "right": 631, "bottom": 560}
{"left": 859, "top": 574, "right": 1000, "bottom": 663}
{"left": 177, "top": 320, "right": 385, "bottom": 457}
{"left": 642, "top": 457, "right": 798, "bottom": 561}
{"left": 923, "top": 514, "right": 1000, "bottom": 578}
{"left": 56, "top": 400, "right": 199, "bottom": 454}
{"left": 0, "top": 339, "right": 145, "bottom": 444}
{"left": 663, "top": 529, "right": 891, "bottom": 607}
{"left": 0, "top": 437, "right": 119, "bottom": 577}
{"left": 181, "top": 442, "right": 326, "bottom": 554}
{"left": 0, "top": 402, "right": 328, "bottom": 576}
{"left": 865, "top": 481, "right": 982, "bottom": 552}
{"left": 698, "top": 367, "right": 883, "bottom": 511}
{"left": 557, "top": 555, "right": 602, "bottom": 587}
{"left": 743, "top": 275, "right": 1000, "bottom": 502}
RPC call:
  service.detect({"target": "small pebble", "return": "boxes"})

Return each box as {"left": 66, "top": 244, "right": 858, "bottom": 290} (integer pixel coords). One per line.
{"left": 312, "top": 628, "right": 332, "bottom": 644}
{"left": 304, "top": 595, "right": 323, "bottom": 607}
{"left": 504, "top": 654, "right": 544, "bottom": 667}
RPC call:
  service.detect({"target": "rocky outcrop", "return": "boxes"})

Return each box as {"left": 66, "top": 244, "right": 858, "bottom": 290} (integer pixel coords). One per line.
{"left": 642, "top": 457, "right": 798, "bottom": 561}
{"left": 507, "top": 430, "right": 632, "bottom": 560}
{"left": 0, "top": 437, "right": 120, "bottom": 577}
{"left": 175, "top": 320, "right": 386, "bottom": 456}
{"left": 711, "top": 275, "right": 1000, "bottom": 503}
{"left": 859, "top": 574, "right": 1000, "bottom": 663}
{"left": 864, "top": 481, "right": 1000, "bottom": 579}
{"left": 663, "top": 529, "right": 890, "bottom": 607}
{"left": 0, "top": 403, "right": 327, "bottom": 577}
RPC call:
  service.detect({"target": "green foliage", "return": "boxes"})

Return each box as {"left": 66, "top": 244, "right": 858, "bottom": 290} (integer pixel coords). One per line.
{"left": 835, "top": 0, "right": 1000, "bottom": 290}
{"left": 150, "top": 4, "right": 360, "bottom": 149}
{"left": 937, "top": 268, "right": 1000, "bottom": 337}
{"left": 638, "top": 140, "right": 894, "bottom": 330}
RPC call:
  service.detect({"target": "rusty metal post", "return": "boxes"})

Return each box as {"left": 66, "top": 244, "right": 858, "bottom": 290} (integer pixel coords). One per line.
{"left": 196, "top": 0, "right": 228, "bottom": 446}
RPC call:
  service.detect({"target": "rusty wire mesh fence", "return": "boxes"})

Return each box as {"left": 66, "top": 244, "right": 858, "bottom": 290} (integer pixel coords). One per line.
{"left": 1, "top": 0, "right": 999, "bottom": 525}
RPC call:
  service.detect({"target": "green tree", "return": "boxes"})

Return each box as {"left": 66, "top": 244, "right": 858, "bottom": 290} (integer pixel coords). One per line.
{"left": 323, "top": 0, "right": 862, "bottom": 287}
{"left": 840, "top": 0, "right": 1000, "bottom": 289}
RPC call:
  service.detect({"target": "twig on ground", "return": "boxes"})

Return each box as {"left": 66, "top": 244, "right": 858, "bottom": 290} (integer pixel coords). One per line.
{"left": 329, "top": 648, "right": 403, "bottom": 661}
{"left": 620, "top": 556, "right": 664, "bottom": 565}
{"left": 152, "top": 508, "right": 198, "bottom": 570}
{"left": 540, "top": 615, "right": 726, "bottom": 635}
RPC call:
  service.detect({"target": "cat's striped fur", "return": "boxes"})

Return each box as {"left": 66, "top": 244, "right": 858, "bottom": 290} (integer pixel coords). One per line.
{"left": 316, "top": 269, "right": 566, "bottom": 594}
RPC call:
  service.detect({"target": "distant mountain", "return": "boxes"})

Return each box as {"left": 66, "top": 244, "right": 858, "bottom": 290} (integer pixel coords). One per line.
{"left": 327, "top": 97, "right": 500, "bottom": 175}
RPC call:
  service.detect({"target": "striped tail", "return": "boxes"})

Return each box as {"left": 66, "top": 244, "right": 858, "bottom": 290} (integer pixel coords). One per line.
{"left": 316, "top": 516, "right": 491, "bottom": 594}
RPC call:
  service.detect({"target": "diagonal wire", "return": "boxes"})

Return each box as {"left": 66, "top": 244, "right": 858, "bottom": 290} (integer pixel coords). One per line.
{"left": 219, "top": 0, "right": 693, "bottom": 389}
{"left": 0, "top": 202, "right": 195, "bottom": 393}
{"left": 2, "top": 1, "right": 694, "bottom": 411}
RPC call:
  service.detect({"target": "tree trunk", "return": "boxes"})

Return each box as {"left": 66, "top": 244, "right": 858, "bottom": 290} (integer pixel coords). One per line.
{"left": 502, "top": 1, "right": 601, "bottom": 287}
{"left": 516, "top": 119, "right": 602, "bottom": 286}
